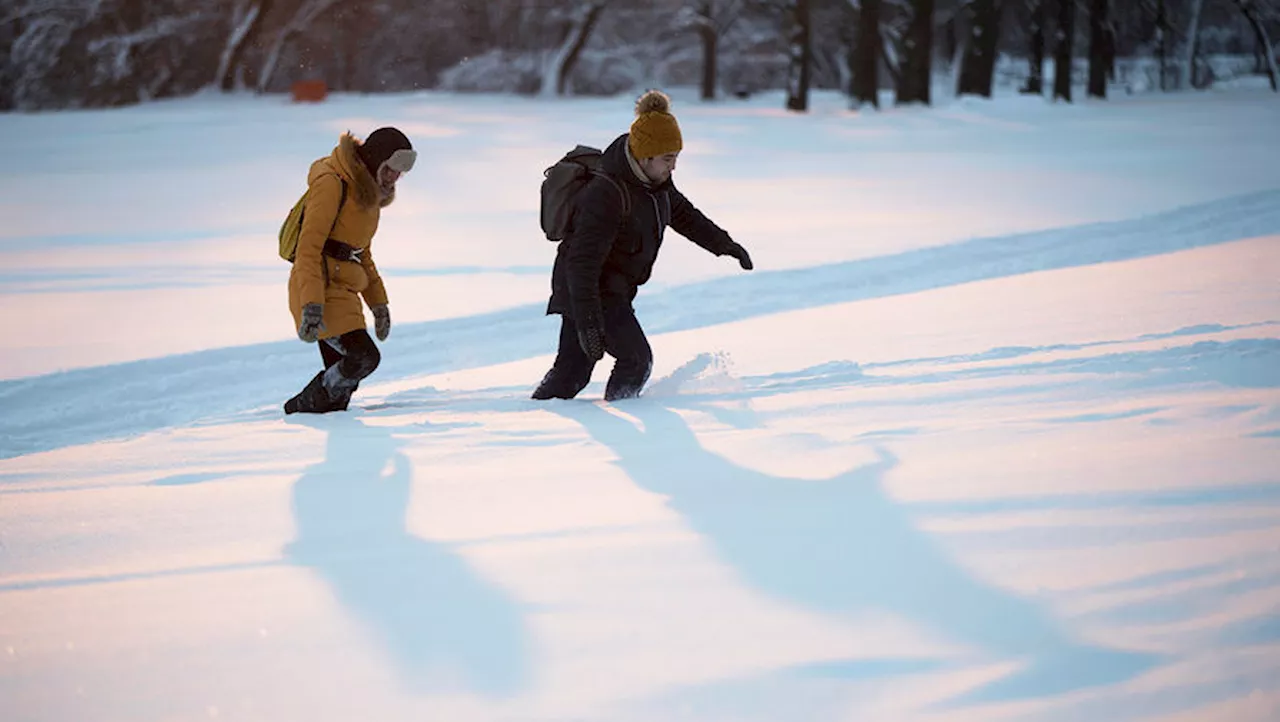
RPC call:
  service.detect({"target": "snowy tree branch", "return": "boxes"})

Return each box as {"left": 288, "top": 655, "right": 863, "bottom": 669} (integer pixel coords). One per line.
{"left": 257, "top": 0, "right": 341, "bottom": 93}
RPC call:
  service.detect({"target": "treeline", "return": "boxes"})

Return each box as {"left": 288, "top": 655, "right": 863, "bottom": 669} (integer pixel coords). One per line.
{"left": 2, "top": 0, "right": 1276, "bottom": 111}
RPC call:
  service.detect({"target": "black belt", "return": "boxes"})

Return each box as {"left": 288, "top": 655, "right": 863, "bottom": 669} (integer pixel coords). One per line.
{"left": 323, "top": 239, "right": 363, "bottom": 262}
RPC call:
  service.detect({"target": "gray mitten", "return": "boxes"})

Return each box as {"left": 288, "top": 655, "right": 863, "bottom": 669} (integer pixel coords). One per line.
{"left": 371, "top": 304, "right": 391, "bottom": 341}
{"left": 298, "top": 303, "right": 325, "bottom": 342}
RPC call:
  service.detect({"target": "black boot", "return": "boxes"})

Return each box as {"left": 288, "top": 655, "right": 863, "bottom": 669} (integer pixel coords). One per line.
{"left": 531, "top": 381, "right": 570, "bottom": 400}
{"left": 321, "top": 362, "right": 361, "bottom": 411}
{"left": 331, "top": 381, "right": 359, "bottom": 411}
{"left": 283, "top": 371, "right": 332, "bottom": 415}
{"left": 532, "top": 371, "right": 581, "bottom": 400}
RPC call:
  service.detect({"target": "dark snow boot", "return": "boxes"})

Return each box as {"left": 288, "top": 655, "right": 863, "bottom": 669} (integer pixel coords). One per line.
{"left": 284, "top": 371, "right": 332, "bottom": 415}
{"left": 331, "top": 381, "right": 359, "bottom": 411}
{"left": 318, "top": 362, "right": 360, "bottom": 411}
{"left": 284, "top": 359, "right": 365, "bottom": 415}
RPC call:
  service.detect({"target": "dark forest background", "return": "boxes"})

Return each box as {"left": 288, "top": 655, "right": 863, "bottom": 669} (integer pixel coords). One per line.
{"left": 3, "top": 0, "right": 1277, "bottom": 112}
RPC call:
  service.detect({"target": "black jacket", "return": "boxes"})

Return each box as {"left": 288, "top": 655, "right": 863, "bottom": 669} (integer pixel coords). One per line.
{"left": 546, "top": 133, "right": 736, "bottom": 318}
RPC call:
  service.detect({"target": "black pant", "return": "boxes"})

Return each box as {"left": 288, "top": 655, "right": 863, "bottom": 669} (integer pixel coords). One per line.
{"left": 285, "top": 329, "right": 381, "bottom": 414}
{"left": 319, "top": 329, "right": 381, "bottom": 383}
{"left": 533, "top": 305, "right": 653, "bottom": 401}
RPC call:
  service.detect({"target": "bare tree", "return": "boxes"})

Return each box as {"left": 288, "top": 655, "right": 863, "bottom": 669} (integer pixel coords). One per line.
{"left": 875, "top": 0, "right": 908, "bottom": 90}
{"left": 5, "top": 3, "right": 79, "bottom": 109}
{"left": 1021, "top": 0, "right": 1047, "bottom": 93}
{"left": 957, "top": 0, "right": 1005, "bottom": 97}
{"left": 844, "top": 0, "right": 885, "bottom": 105}
{"left": 1053, "top": 0, "right": 1076, "bottom": 101}
{"left": 897, "top": 0, "right": 935, "bottom": 104}
{"left": 1087, "top": 0, "right": 1114, "bottom": 97}
{"left": 1233, "top": 0, "right": 1278, "bottom": 90}
{"left": 212, "top": 0, "right": 266, "bottom": 91}
{"left": 679, "top": 0, "right": 745, "bottom": 100}
{"left": 785, "top": 0, "right": 813, "bottom": 110}
{"left": 851, "top": 0, "right": 883, "bottom": 107}
{"left": 257, "top": 0, "right": 340, "bottom": 93}
{"left": 1154, "top": 0, "right": 1170, "bottom": 90}
{"left": 333, "top": 0, "right": 362, "bottom": 91}
{"left": 12, "top": 0, "right": 1271, "bottom": 111}
{"left": 539, "top": 0, "right": 609, "bottom": 96}
{"left": 1182, "top": 0, "right": 1204, "bottom": 88}
{"left": 88, "top": 15, "right": 204, "bottom": 85}
{"left": 3, "top": 0, "right": 217, "bottom": 108}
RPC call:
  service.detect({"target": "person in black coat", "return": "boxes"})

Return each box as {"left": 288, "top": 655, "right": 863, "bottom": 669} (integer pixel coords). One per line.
{"left": 533, "top": 90, "right": 754, "bottom": 402}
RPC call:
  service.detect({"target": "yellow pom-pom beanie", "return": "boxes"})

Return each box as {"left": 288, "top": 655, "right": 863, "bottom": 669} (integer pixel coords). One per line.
{"left": 628, "top": 89, "right": 683, "bottom": 160}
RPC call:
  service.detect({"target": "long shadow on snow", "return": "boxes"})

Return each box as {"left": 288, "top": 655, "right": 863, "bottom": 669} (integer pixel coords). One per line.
{"left": 282, "top": 415, "right": 529, "bottom": 697}
{"left": 654, "top": 337, "right": 1280, "bottom": 517}
{"left": 620, "top": 622, "right": 1280, "bottom": 722}
{"left": 739, "top": 337, "right": 1280, "bottom": 406}
{"left": 548, "top": 401, "right": 1159, "bottom": 706}
{"left": 3, "top": 188, "right": 1278, "bottom": 459}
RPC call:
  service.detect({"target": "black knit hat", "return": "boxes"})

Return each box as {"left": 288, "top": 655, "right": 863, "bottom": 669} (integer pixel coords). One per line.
{"left": 358, "top": 127, "right": 413, "bottom": 176}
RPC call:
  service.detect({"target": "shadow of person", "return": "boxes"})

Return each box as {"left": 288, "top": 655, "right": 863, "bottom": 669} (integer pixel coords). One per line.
{"left": 548, "top": 400, "right": 1158, "bottom": 706}
{"left": 283, "top": 415, "right": 529, "bottom": 697}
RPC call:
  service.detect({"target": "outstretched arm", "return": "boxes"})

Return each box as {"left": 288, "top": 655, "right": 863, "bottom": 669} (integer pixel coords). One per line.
{"left": 669, "top": 188, "right": 753, "bottom": 270}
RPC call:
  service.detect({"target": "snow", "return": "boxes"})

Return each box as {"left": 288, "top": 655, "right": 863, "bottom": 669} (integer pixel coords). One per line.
{"left": 2, "top": 85, "right": 1279, "bottom": 722}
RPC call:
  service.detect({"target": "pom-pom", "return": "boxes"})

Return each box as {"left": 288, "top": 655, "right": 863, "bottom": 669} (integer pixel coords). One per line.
{"left": 635, "top": 89, "right": 671, "bottom": 116}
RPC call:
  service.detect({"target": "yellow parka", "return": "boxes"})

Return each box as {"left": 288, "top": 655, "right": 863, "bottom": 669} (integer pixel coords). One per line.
{"left": 288, "top": 133, "right": 392, "bottom": 340}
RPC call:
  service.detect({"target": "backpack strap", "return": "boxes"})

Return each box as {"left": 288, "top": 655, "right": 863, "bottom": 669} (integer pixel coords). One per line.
{"left": 590, "top": 169, "right": 631, "bottom": 219}
{"left": 320, "top": 176, "right": 349, "bottom": 287}
{"left": 334, "top": 178, "right": 348, "bottom": 223}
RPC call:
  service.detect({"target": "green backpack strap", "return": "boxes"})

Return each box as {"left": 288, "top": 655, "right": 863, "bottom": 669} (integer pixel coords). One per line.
{"left": 280, "top": 174, "right": 350, "bottom": 263}
{"left": 317, "top": 174, "right": 349, "bottom": 240}
{"left": 281, "top": 173, "right": 350, "bottom": 288}
{"left": 320, "top": 177, "right": 349, "bottom": 287}
{"left": 333, "top": 177, "right": 348, "bottom": 226}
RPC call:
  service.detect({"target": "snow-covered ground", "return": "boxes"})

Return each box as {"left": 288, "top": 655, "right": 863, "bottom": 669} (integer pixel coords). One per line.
{"left": 2, "top": 85, "right": 1279, "bottom": 722}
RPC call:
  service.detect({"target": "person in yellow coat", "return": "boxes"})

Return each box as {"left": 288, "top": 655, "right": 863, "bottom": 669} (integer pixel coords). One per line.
{"left": 285, "top": 127, "right": 416, "bottom": 414}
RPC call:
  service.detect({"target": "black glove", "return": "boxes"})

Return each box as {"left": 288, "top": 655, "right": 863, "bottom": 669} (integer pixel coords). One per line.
{"left": 371, "top": 304, "right": 391, "bottom": 341}
{"left": 298, "top": 303, "right": 325, "bottom": 343}
{"left": 726, "top": 241, "right": 753, "bottom": 270}
{"left": 576, "top": 312, "right": 606, "bottom": 361}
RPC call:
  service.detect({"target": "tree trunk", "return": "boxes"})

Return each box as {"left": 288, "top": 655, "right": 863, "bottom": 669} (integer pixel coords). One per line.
{"left": 1087, "top": 0, "right": 1111, "bottom": 98}
{"left": 1235, "top": 0, "right": 1278, "bottom": 91}
{"left": 785, "top": 0, "right": 813, "bottom": 111}
{"left": 951, "top": 14, "right": 968, "bottom": 98}
{"left": 880, "top": 25, "right": 903, "bottom": 87}
{"left": 1053, "top": 0, "right": 1076, "bottom": 101}
{"left": 1156, "top": 0, "right": 1168, "bottom": 90}
{"left": 338, "top": 2, "right": 362, "bottom": 90}
{"left": 213, "top": 1, "right": 262, "bottom": 91}
{"left": 853, "top": 0, "right": 881, "bottom": 107}
{"left": 222, "top": 0, "right": 274, "bottom": 91}
{"left": 257, "top": 0, "right": 339, "bottom": 93}
{"left": 896, "top": 0, "right": 935, "bottom": 105}
{"left": 1022, "top": 0, "right": 1046, "bottom": 94}
{"left": 557, "top": 2, "right": 606, "bottom": 96}
{"left": 230, "top": 0, "right": 273, "bottom": 91}
{"left": 539, "top": 2, "right": 606, "bottom": 97}
{"left": 1183, "top": 0, "right": 1204, "bottom": 89}
{"left": 700, "top": 18, "right": 718, "bottom": 100}
{"left": 957, "top": 0, "right": 1004, "bottom": 97}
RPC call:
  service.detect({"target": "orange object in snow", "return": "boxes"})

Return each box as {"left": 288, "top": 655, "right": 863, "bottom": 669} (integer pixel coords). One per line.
{"left": 291, "top": 79, "right": 328, "bottom": 103}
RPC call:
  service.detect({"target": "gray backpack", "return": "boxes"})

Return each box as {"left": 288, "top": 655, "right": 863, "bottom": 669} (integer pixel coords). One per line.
{"left": 540, "top": 145, "right": 631, "bottom": 241}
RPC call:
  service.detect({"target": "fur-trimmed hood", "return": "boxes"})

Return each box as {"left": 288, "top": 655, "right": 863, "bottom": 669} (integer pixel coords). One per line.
{"left": 308, "top": 132, "right": 395, "bottom": 209}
